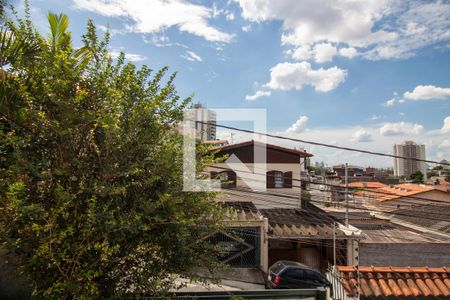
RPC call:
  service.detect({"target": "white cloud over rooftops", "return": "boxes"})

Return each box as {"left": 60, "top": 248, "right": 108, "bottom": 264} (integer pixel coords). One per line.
{"left": 351, "top": 128, "right": 373, "bottom": 142}
{"left": 379, "top": 122, "right": 425, "bottom": 136}
{"left": 442, "top": 116, "right": 450, "bottom": 134}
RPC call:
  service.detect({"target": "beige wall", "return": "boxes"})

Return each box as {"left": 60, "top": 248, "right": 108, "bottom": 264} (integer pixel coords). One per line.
{"left": 208, "top": 162, "right": 301, "bottom": 191}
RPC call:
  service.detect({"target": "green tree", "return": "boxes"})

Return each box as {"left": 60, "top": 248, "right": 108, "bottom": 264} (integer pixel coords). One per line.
{"left": 0, "top": 9, "right": 224, "bottom": 299}
{"left": 409, "top": 171, "right": 424, "bottom": 184}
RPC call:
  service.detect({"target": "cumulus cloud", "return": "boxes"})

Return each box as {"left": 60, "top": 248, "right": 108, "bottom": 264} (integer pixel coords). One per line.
{"left": 286, "top": 116, "right": 309, "bottom": 133}
{"left": 291, "top": 45, "right": 312, "bottom": 61}
{"left": 265, "top": 62, "right": 347, "bottom": 92}
{"left": 312, "top": 43, "right": 337, "bottom": 63}
{"left": 442, "top": 116, "right": 450, "bottom": 134}
{"left": 181, "top": 50, "right": 203, "bottom": 62}
{"left": 339, "top": 47, "right": 358, "bottom": 58}
{"left": 379, "top": 122, "right": 425, "bottom": 136}
{"left": 439, "top": 139, "right": 450, "bottom": 149}
{"left": 245, "top": 90, "right": 271, "bottom": 101}
{"left": 351, "top": 128, "right": 373, "bottom": 142}
{"left": 403, "top": 85, "right": 450, "bottom": 100}
{"left": 237, "top": 0, "right": 450, "bottom": 61}
{"left": 73, "top": 0, "right": 233, "bottom": 42}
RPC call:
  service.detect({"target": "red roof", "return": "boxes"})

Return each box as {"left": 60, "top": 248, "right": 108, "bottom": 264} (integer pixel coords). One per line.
{"left": 337, "top": 266, "right": 450, "bottom": 298}
{"left": 345, "top": 182, "right": 387, "bottom": 189}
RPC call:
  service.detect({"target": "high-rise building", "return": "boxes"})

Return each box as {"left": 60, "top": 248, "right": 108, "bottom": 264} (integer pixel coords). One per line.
{"left": 192, "top": 103, "right": 216, "bottom": 141}
{"left": 393, "top": 141, "right": 427, "bottom": 180}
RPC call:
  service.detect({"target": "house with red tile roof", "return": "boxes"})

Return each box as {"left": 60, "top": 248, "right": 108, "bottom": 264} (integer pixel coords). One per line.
{"left": 357, "top": 183, "right": 450, "bottom": 211}
{"left": 332, "top": 266, "right": 450, "bottom": 299}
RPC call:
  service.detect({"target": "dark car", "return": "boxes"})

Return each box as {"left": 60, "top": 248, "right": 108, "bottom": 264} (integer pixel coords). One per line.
{"left": 266, "top": 260, "right": 331, "bottom": 289}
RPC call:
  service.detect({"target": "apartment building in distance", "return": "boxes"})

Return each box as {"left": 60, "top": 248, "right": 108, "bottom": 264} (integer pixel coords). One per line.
{"left": 393, "top": 140, "right": 427, "bottom": 180}
{"left": 192, "top": 102, "right": 216, "bottom": 141}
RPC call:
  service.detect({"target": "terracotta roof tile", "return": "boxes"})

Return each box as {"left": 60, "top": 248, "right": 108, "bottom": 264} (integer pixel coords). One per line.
{"left": 337, "top": 266, "right": 450, "bottom": 298}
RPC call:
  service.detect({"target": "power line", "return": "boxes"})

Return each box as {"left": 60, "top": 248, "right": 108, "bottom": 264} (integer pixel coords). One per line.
{"left": 221, "top": 186, "right": 450, "bottom": 221}
{"left": 207, "top": 165, "right": 450, "bottom": 205}
{"left": 197, "top": 121, "right": 449, "bottom": 166}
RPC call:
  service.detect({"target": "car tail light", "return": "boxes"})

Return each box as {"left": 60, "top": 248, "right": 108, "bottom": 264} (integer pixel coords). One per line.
{"left": 273, "top": 275, "right": 280, "bottom": 286}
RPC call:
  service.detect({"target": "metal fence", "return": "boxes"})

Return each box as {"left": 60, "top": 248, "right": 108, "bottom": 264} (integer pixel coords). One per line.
{"left": 326, "top": 266, "right": 349, "bottom": 300}
{"left": 205, "top": 227, "right": 260, "bottom": 268}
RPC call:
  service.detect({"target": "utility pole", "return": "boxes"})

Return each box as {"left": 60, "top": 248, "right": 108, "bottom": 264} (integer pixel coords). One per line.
{"left": 344, "top": 163, "right": 349, "bottom": 227}
{"left": 333, "top": 222, "right": 336, "bottom": 267}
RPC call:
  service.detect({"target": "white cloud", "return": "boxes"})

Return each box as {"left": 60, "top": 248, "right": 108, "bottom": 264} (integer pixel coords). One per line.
{"left": 379, "top": 122, "right": 425, "bottom": 136}
{"left": 403, "top": 85, "right": 450, "bottom": 100}
{"left": 312, "top": 43, "right": 337, "bottom": 63}
{"left": 439, "top": 139, "right": 450, "bottom": 149}
{"left": 181, "top": 50, "right": 203, "bottom": 62}
{"left": 237, "top": 0, "right": 450, "bottom": 61}
{"left": 383, "top": 98, "right": 397, "bottom": 107}
{"left": 442, "top": 116, "right": 450, "bottom": 134}
{"left": 351, "top": 128, "right": 373, "bottom": 142}
{"left": 368, "top": 115, "right": 382, "bottom": 121}
{"left": 339, "top": 47, "right": 358, "bottom": 58}
{"left": 286, "top": 116, "right": 309, "bottom": 133}
{"left": 73, "top": 0, "right": 234, "bottom": 42}
{"left": 241, "top": 24, "right": 252, "bottom": 32}
{"left": 110, "top": 50, "right": 147, "bottom": 62}
{"left": 291, "top": 45, "right": 312, "bottom": 61}
{"left": 245, "top": 90, "right": 271, "bottom": 101}
{"left": 265, "top": 62, "right": 347, "bottom": 92}
{"left": 225, "top": 12, "right": 235, "bottom": 21}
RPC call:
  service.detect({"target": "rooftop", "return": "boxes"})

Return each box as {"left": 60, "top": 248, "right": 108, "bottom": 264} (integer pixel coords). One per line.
{"left": 359, "top": 183, "right": 449, "bottom": 202}
{"left": 337, "top": 266, "right": 450, "bottom": 298}
{"left": 259, "top": 206, "right": 360, "bottom": 239}
{"left": 390, "top": 204, "right": 450, "bottom": 234}
{"left": 215, "top": 140, "right": 313, "bottom": 157}
{"left": 346, "top": 182, "right": 388, "bottom": 189}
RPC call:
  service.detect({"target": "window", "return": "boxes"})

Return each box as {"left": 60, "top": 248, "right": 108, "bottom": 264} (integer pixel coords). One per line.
{"left": 219, "top": 172, "right": 228, "bottom": 182}
{"left": 267, "top": 171, "right": 292, "bottom": 188}
{"left": 274, "top": 171, "right": 283, "bottom": 188}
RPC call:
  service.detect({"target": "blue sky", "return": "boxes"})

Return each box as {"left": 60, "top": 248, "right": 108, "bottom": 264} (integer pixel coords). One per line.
{"left": 17, "top": 0, "right": 450, "bottom": 167}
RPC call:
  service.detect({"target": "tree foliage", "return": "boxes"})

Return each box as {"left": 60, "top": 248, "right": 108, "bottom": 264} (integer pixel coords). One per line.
{"left": 409, "top": 171, "right": 424, "bottom": 184}
{"left": 0, "top": 7, "right": 224, "bottom": 299}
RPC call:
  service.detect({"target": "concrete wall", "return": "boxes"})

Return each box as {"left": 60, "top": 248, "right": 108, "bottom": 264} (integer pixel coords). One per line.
{"left": 359, "top": 243, "right": 450, "bottom": 267}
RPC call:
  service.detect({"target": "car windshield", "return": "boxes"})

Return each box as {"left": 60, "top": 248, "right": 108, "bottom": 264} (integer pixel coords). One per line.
{"left": 270, "top": 262, "right": 285, "bottom": 274}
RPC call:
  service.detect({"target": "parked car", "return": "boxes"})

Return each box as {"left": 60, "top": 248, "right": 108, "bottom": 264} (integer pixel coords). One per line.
{"left": 266, "top": 260, "right": 331, "bottom": 289}
{"left": 319, "top": 185, "right": 325, "bottom": 191}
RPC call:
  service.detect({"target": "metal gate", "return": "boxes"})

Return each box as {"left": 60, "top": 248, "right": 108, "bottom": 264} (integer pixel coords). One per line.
{"left": 206, "top": 227, "right": 260, "bottom": 267}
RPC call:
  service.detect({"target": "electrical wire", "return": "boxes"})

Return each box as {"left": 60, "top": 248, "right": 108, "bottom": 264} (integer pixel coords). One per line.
{"left": 208, "top": 165, "right": 450, "bottom": 205}
{"left": 196, "top": 120, "right": 450, "bottom": 166}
